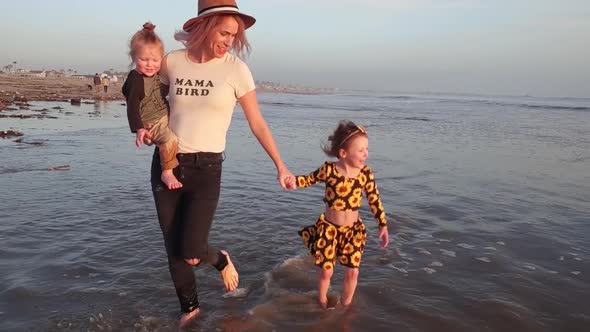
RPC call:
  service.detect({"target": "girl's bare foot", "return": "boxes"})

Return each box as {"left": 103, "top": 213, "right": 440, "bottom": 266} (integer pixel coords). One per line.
{"left": 220, "top": 250, "right": 239, "bottom": 291}
{"left": 161, "top": 170, "right": 182, "bottom": 190}
{"left": 318, "top": 293, "right": 329, "bottom": 309}
{"left": 179, "top": 308, "right": 200, "bottom": 328}
{"left": 319, "top": 294, "right": 339, "bottom": 309}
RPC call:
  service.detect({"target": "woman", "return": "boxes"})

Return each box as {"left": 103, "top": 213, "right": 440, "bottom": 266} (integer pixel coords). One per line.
{"left": 151, "top": 0, "right": 295, "bottom": 326}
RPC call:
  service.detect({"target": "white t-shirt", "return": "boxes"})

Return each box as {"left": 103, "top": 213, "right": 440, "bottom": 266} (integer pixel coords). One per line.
{"left": 161, "top": 49, "right": 256, "bottom": 153}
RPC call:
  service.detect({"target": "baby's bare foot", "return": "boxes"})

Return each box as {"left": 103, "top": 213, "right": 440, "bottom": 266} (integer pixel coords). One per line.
{"left": 162, "top": 170, "right": 182, "bottom": 190}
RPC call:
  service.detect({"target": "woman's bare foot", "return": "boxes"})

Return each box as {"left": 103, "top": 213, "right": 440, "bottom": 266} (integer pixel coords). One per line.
{"left": 179, "top": 307, "right": 200, "bottom": 328}
{"left": 161, "top": 169, "right": 182, "bottom": 190}
{"left": 220, "top": 250, "right": 239, "bottom": 291}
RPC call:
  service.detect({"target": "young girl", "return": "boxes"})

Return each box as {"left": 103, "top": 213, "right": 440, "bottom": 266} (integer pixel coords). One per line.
{"left": 123, "top": 22, "right": 181, "bottom": 190}
{"left": 292, "top": 120, "right": 389, "bottom": 308}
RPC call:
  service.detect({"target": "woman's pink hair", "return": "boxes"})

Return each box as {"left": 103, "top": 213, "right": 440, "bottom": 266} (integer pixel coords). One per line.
{"left": 174, "top": 15, "right": 251, "bottom": 59}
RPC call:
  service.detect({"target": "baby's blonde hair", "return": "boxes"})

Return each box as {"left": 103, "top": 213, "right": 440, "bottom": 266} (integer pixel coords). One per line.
{"left": 129, "top": 22, "right": 164, "bottom": 62}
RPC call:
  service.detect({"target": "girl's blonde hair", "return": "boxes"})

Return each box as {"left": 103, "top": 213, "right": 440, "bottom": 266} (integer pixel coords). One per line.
{"left": 174, "top": 15, "right": 251, "bottom": 59}
{"left": 322, "top": 121, "right": 368, "bottom": 158}
{"left": 129, "top": 22, "right": 164, "bottom": 62}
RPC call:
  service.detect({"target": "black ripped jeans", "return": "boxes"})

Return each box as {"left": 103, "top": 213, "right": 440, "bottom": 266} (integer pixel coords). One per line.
{"left": 151, "top": 149, "right": 228, "bottom": 313}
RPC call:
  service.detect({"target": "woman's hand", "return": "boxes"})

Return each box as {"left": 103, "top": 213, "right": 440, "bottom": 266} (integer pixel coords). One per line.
{"left": 379, "top": 226, "right": 389, "bottom": 248}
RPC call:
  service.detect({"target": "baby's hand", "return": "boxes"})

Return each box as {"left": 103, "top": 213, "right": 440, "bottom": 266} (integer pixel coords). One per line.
{"left": 379, "top": 226, "right": 389, "bottom": 248}
{"left": 143, "top": 135, "right": 153, "bottom": 146}
{"left": 135, "top": 129, "right": 147, "bottom": 148}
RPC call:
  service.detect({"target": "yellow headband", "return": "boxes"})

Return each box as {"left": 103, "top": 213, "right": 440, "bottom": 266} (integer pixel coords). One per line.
{"left": 340, "top": 125, "right": 367, "bottom": 147}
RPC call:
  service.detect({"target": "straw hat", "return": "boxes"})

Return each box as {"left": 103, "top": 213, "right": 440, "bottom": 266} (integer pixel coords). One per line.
{"left": 183, "top": 0, "right": 256, "bottom": 31}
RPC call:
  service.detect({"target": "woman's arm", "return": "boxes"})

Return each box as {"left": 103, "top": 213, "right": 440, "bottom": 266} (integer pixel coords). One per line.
{"left": 238, "top": 89, "right": 295, "bottom": 189}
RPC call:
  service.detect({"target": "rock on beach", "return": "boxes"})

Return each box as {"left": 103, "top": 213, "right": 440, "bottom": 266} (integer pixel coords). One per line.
{"left": 0, "top": 130, "right": 24, "bottom": 139}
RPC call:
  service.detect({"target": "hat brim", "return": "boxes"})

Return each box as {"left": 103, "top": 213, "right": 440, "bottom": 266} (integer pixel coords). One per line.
{"left": 183, "top": 11, "right": 256, "bottom": 31}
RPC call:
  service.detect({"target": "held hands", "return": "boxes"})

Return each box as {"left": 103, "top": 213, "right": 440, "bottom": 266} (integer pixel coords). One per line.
{"left": 379, "top": 226, "right": 389, "bottom": 248}
{"left": 277, "top": 169, "right": 297, "bottom": 190}
{"left": 285, "top": 175, "right": 296, "bottom": 190}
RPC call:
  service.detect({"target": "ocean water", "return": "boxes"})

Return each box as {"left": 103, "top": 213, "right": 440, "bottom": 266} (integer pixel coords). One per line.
{"left": 0, "top": 92, "right": 589, "bottom": 331}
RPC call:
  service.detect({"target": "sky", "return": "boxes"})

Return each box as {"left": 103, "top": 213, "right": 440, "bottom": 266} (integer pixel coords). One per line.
{"left": 1, "top": 0, "right": 589, "bottom": 97}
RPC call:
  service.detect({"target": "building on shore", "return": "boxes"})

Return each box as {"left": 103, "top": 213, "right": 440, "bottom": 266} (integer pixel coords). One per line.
{"left": 16, "top": 70, "right": 47, "bottom": 78}
{"left": 1, "top": 69, "right": 86, "bottom": 80}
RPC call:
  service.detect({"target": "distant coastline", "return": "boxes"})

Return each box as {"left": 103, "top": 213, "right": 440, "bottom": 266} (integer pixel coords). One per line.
{"left": 0, "top": 74, "right": 333, "bottom": 109}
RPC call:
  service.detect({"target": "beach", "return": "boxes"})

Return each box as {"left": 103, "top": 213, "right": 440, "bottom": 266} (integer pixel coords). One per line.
{"left": 0, "top": 74, "right": 330, "bottom": 108}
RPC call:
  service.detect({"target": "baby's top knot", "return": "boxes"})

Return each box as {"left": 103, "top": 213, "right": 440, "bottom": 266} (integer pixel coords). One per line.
{"left": 143, "top": 22, "right": 156, "bottom": 31}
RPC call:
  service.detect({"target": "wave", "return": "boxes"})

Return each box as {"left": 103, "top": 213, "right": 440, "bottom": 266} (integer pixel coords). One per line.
{"left": 260, "top": 101, "right": 387, "bottom": 113}
{"left": 260, "top": 101, "right": 355, "bottom": 112}
{"left": 262, "top": 96, "right": 590, "bottom": 113}
{"left": 376, "top": 95, "right": 416, "bottom": 100}
{"left": 482, "top": 101, "right": 590, "bottom": 112}
{"left": 0, "top": 164, "right": 71, "bottom": 175}
{"left": 436, "top": 98, "right": 590, "bottom": 112}
{"left": 394, "top": 116, "right": 431, "bottom": 121}
{"left": 366, "top": 92, "right": 590, "bottom": 112}
{"left": 519, "top": 104, "right": 589, "bottom": 111}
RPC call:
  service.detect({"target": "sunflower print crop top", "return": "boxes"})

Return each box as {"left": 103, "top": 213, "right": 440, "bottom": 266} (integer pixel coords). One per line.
{"left": 296, "top": 161, "right": 387, "bottom": 227}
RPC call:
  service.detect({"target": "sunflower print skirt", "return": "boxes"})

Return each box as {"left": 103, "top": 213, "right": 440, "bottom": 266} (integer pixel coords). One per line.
{"left": 298, "top": 213, "right": 367, "bottom": 269}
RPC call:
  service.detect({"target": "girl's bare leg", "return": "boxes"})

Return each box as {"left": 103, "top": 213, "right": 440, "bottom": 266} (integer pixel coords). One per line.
{"left": 318, "top": 267, "right": 334, "bottom": 308}
{"left": 341, "top": 267, "right": 360, "bottom": 306}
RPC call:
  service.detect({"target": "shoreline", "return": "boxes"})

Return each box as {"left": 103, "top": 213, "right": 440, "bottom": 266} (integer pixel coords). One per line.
{"left": 0, "top": 74, "right": 332, "bottom": 109}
